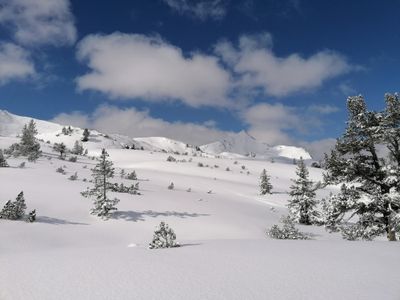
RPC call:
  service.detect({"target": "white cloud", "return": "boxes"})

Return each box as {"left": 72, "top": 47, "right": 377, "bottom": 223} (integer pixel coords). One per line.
{"left": 52, "top": 105, "right": 233, "bottom": 146}
{"left": 0, "top": 0, "right": 76, "bottom": 47}
{"left": 162, "top": 0, "right": 227, "bottom": 20}
{"left": 76, "top": 33, "right": 231, "bottom": 108}
{"left": 300, "top": 138, "right": 336, "bottom": 161}
{"left": 240, "top": 103, "right": 302, "bottom": 145}
{"left": 216, "top": 33, "right": 353, "bottom": 97}
{"left": 52, "top": 103, "right": 339, "bottom": 155}
{"left": 0, "top": 42, "right": 35, "bottom": 84}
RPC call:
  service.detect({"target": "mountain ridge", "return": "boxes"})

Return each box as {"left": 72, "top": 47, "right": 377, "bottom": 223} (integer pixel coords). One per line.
{"left": 0, "top": 109, "right": 311, "bottom": 160}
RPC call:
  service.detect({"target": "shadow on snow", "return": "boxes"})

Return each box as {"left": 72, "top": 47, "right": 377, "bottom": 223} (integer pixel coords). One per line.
{"left": 110, "top": 210, "right": 209, "bottom": 222}
{"left": 36, "top": 216, "right": 89, "bottom": 225}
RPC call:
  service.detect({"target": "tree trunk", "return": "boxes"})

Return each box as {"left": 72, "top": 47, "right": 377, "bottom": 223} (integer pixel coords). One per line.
{"left": 387, "top": 229, "right": 397, "bottom": 241}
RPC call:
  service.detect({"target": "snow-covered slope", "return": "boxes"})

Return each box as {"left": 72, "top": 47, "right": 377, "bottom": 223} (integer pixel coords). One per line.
{"left": 0, "top": 137, "right": 398, "bottom": 300}
{"left": 0, "top": 110, "right": 62, "bottom": 137}
{"left": 0, "top": 110, "right": 311, "bottom": 160}
{"left": 200, "top": 130, "right": 311, "bottom": 160}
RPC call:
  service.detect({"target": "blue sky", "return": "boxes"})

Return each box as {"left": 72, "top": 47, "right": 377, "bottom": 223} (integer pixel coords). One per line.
{"left": 0, "top": 0, "right": 399, "bottom": 154}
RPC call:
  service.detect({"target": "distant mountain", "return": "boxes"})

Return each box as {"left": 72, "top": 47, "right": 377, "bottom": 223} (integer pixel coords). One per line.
{"left": 200, "top": 130, "right": 311, "bottom": 160}
{"left": 0, "top": 109, "right": 311, "bottom": 160}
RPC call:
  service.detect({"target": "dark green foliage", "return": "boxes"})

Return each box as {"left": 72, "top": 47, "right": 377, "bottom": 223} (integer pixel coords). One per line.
{"left": 268, "top": 216, "right": 310, "bottom": 240}
{"left": 260, "top": 169, "right": 273, "bottom": 195}
{"left": 82, "top": 128, "right": 90, "bottom": 142}
{"left": 108, "top": 182, "right": 140, "bottom": 195}
{"left": 324, "top": 94, "right": 400, "bottom": 241}
{"left": 149, "top": 221, "right": 180, "bottom": 249}
{"left": 71, "top": 140, "right": 84, "bottom": 155}
{"left": 288, "top": 158, "right": 319, "bottom": 225}
{"left": 0, "top": 191, "right": 27, "bottom": 220}
{"left": 0, "top": 149, "right": 9, "bottom": 167}
{"left": 18, "top": 120, "right": 41, "bottom": 162}
{"left": 126, "top": 171, "right": 137, "bottom": 180}
{"left": 81, "top": 149, "right": 119, "bottom": 218}
{"left": 53, "top": 142, "right": 67, "bottom": 158}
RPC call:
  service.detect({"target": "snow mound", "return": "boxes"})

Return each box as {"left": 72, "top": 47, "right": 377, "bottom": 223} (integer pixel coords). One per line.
{"left": 201, "top": 130, "right": 312, "bottom": 160}
{"left": 0, "top": 110, "right": 61, "bottom": 137}
{"left": 133, "top": 137, "right": 197, "bottom": 154}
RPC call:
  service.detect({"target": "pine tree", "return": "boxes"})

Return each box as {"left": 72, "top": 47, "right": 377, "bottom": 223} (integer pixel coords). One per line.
{"left": 0, "top": 149, "right": 9, "bottom": 167}
{"left": 81, "top": 149, "right": 119, "bottom": 218}
{"left": 268, "top": 216, "right": 310, "bottom": 240}
{"left": 0, "top": 192, "right": 26, "bottom": 220}
{"left": 53, "top": 142, "right": 67, "bottom": 158}
{"left": 260, "top": 169, "right": 273, "bottom": 194}
{"left": 288, "top": 157, "right": 319, "bottom": 225}
{"left": 82, "top": 128, "right": 90, "bottom": 142}
{"left": 0, "top": 200, "right": 15, "bottom": 219}
{"left": 72, "top": 140, "right": 84, "bottom": 155}
{"left": 14, "top": 191, "right": 27, "bottom": 219}
{"left": 126, "top": 170, "right": 137, "bottom": 180}
{"left": 324, "top": 94, "right": 400, "bottom": 241}
{"left": 149, "top": 221, "right": 179, "bottom": 249}
{"left": 19, "top": 120, "right": 41, "bottom": 162}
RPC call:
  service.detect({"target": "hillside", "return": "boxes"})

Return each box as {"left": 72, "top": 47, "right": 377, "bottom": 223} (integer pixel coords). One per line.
{"left": 0, "top": 110, "right": 312, "bottom": 161}
{"left": 0, "top": 114, "right": 399, "bottom": 299}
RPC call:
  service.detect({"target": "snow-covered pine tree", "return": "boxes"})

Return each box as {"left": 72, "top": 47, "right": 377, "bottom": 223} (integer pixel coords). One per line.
{"left": 20, "top": 120, "right": 41, "bottom": 162}
{"left": 81, "top": 148, "right": 119, "bottom": 218}
{"left": 14, "top": 191, "right": 27, "bottom": 219}
{"left": 260, "top": 169, "right": 273, "bottom": 194}
{"left": 149, "top": 221, "right": 180, "bottom": 249}
{"left": 268, "top": 215, "right": 310, "bottom": 240}
{"left": 0, "top": 149, "right": 9, "bottom": 167}
{"left": 0, "top": 192, "right": 27, "bottom": 220}
{"left": 288, "top": 157, "right": 319, "bottom": 225}
{"left": 324, "top": 94, "right": 400, "bottom": 241}
{"left": 126, "top": 171, "right": 137, "bottom": 180}
{"left": 82, "top": 128, "right": 90, "bottom": 142}
{"left": 71, "top": 140, "right": 84, "bottom": 155}
{"left": 53, "top": 142, "right": 67, "bottom": 159}
{"left": 0, "top": 200, "right": 15, "bottom": 219}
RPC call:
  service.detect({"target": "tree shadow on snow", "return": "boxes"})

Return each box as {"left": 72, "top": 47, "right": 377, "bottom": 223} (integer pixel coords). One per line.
{"left": 110, "top": 210, "right": 209, "bottom": 222}
{"left": 179, "top": 243, "right": 203, "bottom": 247}
{"left": 36, "top": 216, "right": 89, "bottom": 225}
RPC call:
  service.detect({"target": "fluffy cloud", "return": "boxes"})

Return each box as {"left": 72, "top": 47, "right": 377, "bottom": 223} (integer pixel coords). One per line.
{"left": 162, "top": 0, "right": 227, "bottom": 20}
{"left": 52, "top": 105, "right": 233, "bottom": 146}
{"left": 216, "top": 33, "right": 353, "bottom": 97}
{"left": 75, "top": 32, "right": 357, "bottom": 108}
{"left": 52, "top": 103, "right": 339, "bottom": 158}
{"left": 0, "top": 0, "right": 76, "bottom": 47}
{"left": 300, "top": 138, "right": 337, "bottom": 161}
{"left": 0, "top": 42, "right": 35, "bottom": 84}
{"left": 240, "top": 103, "right": 302, "bottom": 145}
{"left": 76, "top": 33, "right": 231, "bottom": 107}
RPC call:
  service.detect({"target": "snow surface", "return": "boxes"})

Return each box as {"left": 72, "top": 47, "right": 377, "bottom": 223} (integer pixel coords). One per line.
{"left": 0, "top": 111, "right": 399, "bottom": 300}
